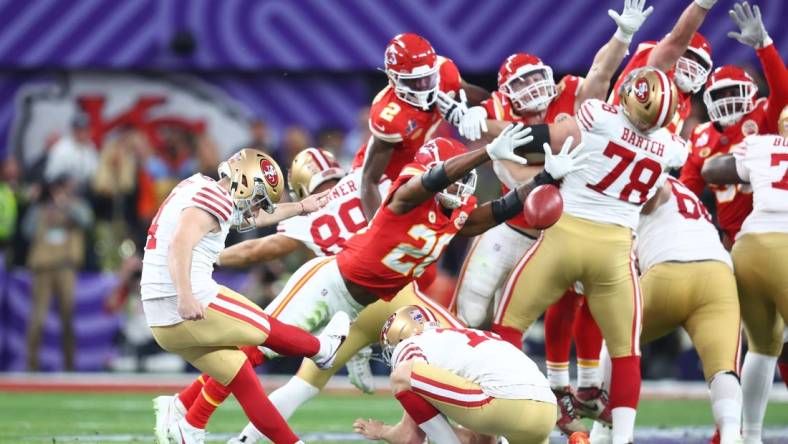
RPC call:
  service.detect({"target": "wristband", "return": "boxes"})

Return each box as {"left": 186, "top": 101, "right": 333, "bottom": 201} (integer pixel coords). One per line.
{"left": 421, "top": 162, "right": 452, "bottom": 192}
{"left": 515, "top": 124, "right": 550, "bottom": 155}
{"left": 490, "top": 189, "right": 523, "bottom": 224}
{"left": 533, "top": 170, "right": 558, "bottom": 186}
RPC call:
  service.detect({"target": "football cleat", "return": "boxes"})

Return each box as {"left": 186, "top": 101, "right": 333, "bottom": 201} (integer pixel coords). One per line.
{"left": 589, "top": 421, "right": 612, "bottom": 444}
{"left": 347, "top": 346, "right": 375, "bottom": 394}
{"left": 153, "top": 394, "right": 186, "bottom": 444}
{"left": 168, "top": 417, "right": 206, "bottom": 444}
{"left": 552, "top": 386, "right": 588, "bottom": 436}
{"left": 311, "top": 311, "right": 350, "bottom": 370}
{"left": 575, "top": 386, "right": 609, "bottom": 420}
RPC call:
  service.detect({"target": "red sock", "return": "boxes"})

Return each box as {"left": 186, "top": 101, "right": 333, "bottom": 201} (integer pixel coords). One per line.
{"left": 178, "top": 374, "right": 208, "bottom": 409}
{"left": 185, "top": 377, "right": 231, "bottom": 428}
{"left": 491, "top": 323, "right": 523, "bottom": 349}
{"left": 609, "top": 355, "right": 641, "bottom": 409}
{"left": 573, "top": 297, "right": 603, "bottom": 363}
{"left": 263, "top": 316, "right": 320, "bottom": 357}
{"left": 228, "top": 360, "right": 301, "bottom": 444}
{"left": 544, "top": 290, "right": 578, "bottom": 365}
{"left": 395, "top": 390, "right": 440, "bottom": 424}
{"left": 778, "top": 363, "right": 788, "bottom": 389}
{"left": 240, "top": 345, "right": 266, "bottom": 367}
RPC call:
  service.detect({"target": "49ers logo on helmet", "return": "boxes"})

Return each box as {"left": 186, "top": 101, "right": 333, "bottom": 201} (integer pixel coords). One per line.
{"left": 634, "top": 78, "right": 650, "bottom": 103}
{"left": 260, "top": 159, "right": 279, "bottom": 187}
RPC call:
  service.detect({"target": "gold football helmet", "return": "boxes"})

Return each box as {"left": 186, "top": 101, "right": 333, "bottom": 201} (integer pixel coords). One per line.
{"left": 380, "top": 305, "right": 439, "bottom": 364}
{"left": 779, "top": 105, "right": 788, "bottom": 138}
{"left": 619, "top": 67, "right": 678, "bottom": 133}
{"left": 288, "top": 148, "right": 345, "bottom": 200}
{"left": 218, "top": 148, "right": 284, "bottom": 232}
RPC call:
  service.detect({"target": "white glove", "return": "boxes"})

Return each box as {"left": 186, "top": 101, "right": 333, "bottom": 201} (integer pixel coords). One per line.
{"left": 485, "top": 123, "right": 531, "bottom": 165}
{"left": 694, "top": 0, "right": 718, "bottom": 11}
{"left": 728, "top": 1, "right": 772, "bottom": 49}
{"left": 543, "top": 137, "right": 591, "bottom": 179}
{"left": 436, "top": 90, "right": 468, "bottom": 127}
{"left": 459, "top": 106, "right": 488, "bottom": 141}
{"left": 609, "top": 0, "right": 654, "bottom": 44}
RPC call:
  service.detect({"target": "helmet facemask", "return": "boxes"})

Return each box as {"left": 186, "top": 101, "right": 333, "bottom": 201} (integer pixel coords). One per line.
{"left": 437, "top": 169, "right": 477, "bottom": 210}
{"left": 388, "top": 65, "right": 440, "bottom": 110}
{"left": 674, "top": 50, "right": 711, "bottom": 94}
{"left": 703, "top": 83, "right": 756, "bottom": 127}
{"left": 231, "top": 175, "right": 275, "bottom": 233}
{"left": 500, "top": 66, "right": 557, "bottom": 113}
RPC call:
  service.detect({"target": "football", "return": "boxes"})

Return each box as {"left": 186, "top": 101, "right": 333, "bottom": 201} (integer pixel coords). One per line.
{"left": 523, "top": 184, "right": 563, "bottom": 229}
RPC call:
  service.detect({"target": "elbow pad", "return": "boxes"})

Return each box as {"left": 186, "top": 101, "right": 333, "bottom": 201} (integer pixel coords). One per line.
{"left": 490, "top": 189, "right": 523, "bottom": 224}
{"left": 516, "top": 124, "right": 551, "bottom": 154}
{"left": 420, "top": 162, "right": 452, "bottom": 192}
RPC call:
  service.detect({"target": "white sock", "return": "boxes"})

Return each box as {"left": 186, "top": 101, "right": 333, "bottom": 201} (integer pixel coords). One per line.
{"left": 578, "top": 362, "right": 601, "bottom": 388}
{"left": 611, "top": 407, "right": 636, "bottom": 444}
{"left": 237, "top": 376, "right": 320, "bottom": 443}
{"left": 547, "top": 363, "right": 570, "bottom": 388}
{"left": 741, "top": 352, "right": 777, "bottom": 443}
{"left": 599, "top": 342, "right": 612, "bottom": 391}
{"left": 418, "top": 414, "right": 462, "bottom": 444}
{"left": 709, "top": 372, "right": 742, "bottom": 444}
{"left": 173, "top": 396, "right": 186, "bottom": 416}
{"left": 590, "top": 421, "right": 612, "bottom": 444}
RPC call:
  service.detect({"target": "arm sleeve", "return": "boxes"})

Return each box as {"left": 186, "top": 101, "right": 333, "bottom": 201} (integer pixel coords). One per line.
{"left": 188, "top": 185, "right": 233, "bottom": 223}
{"left": 678, "top": 146, "right": 706, "bottom": 196}
{"left": 757, "top": 44, "right": 788, "bottom": 133}
{"left": 368, "top": 113, "right": 404, "bottom": 144}
{"left": 438, "top": 57, "right": 462, "bottom": 94}
{"left": 393, "top": 341, "right": 429, "bottom": 366}
{"left": 575, "top": 98, "right": 616, "bottom": 135}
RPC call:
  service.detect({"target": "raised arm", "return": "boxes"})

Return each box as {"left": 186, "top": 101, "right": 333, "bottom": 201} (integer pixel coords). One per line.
{"left": 577, "top": 0, "right": 654, "bottom": 104}
{"left": 168, "top": 207, "right": 219, "bottom": 320}
{"left": 701, "top": 154, "right": 745, "bottom": 185}
{"left": 360, "top": 137, "right": 396, "bottom": 219}
{"left": 647, "top": 0, "right": 716, "bottom": 72}
{"left": 460, "top": 80, "right": 491, "bottom": 105}
{"left": 217, "top": 234, "right": 305, "bottom": 268}
{"left": 253, "top": 190, "right": 328, "bottom": 228}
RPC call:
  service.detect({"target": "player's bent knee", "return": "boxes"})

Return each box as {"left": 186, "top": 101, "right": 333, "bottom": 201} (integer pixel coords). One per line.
{"left": 457, "top": 298, "right": 490, "bottom": 328}
{"left": 390, "top": 360, "right": 414, "bottom": 394}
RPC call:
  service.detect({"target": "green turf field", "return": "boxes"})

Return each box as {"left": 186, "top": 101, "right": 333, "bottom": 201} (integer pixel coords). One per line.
{"left": 1, "top": 392, "right": 786, "bottom": 443}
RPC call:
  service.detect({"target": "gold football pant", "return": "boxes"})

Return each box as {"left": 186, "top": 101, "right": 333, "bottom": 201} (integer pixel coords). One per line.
{"left": 151, "top": 286, "right": 270, "bottom": 385}
{"left": 732, "top": 233, "right": 788, "bottom": 356}
{"left": 495, "top": 214, "right": 641, "bottom": 358}
{"left": 296, "top": 283, "right": 464, "bottom": 388}
{"left": 410, "top": 361, "right": 556, "bottom": 444}
{"left": 640, "top": 261, "right": 741, "bottom": 379}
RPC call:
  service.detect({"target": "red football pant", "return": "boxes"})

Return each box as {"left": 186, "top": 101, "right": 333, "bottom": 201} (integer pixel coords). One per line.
{"left": 544, "top": 290, "right": 604, "bottom": 367}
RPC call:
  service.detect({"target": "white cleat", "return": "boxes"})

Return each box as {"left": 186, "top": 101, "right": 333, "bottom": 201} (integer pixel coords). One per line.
{"left": 347, "top": 346, "right": 375, "bottom": 394}
{"left": 168, "top": 417, "right": 206, "bottom": 444}
{"left": 589, "top": 420, "right": 612, "bottom": 444}
{"left": 154, "top": 395, "right": 185, "bottom": 444}
{"left": 312, "top": 311, "right": 350, "bottom": 370}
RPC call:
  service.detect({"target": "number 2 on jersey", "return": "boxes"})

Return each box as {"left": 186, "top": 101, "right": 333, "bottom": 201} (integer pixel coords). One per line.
{"left": 587, "top": 142, "right": 662, "bottom": 204}
{"left": 771, "top": 153, "right": 788, "bottom": 190}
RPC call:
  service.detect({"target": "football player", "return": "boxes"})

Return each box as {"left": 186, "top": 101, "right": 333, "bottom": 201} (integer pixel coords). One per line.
{"left": 354, "top": 32, "right": 488, "bottom": 220}
{"left": 610, "top": 0, "right": 719, "bottom": 135}
{"left": 443, "top": 1, "right": 654, "bottom": 432}
{"left": 491, "top": 67, "right": 688, "bottom": 444}
{"left": 142, "top": 149, "right": 349, "bottom": 444}
{"left": 374, "top": 305, "right": 556, "bottom": 444}
{"left": 700, "top": 105, "right": 788, "bottom": 444}
{"left": 590, "top": 176, "right": 742, "bottom": 444}
{"left": 679, "top": 1, "right": 787, "bottom": 248}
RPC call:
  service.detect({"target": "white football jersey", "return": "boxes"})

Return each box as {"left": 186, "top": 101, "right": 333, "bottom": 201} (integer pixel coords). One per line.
{"left": 391, "top": 327, "right": 555, "bottom": 403}
{"left": 637, "top": 177, "right": 732, "bottom": 272}
{"left": 563, "top": 99, "right": 688, "bottom": 229}
{"left": 141, "top": 174, "right": 233, "bottom": 321}
{"left": 736, "top": 134, "right": 788, "bottom": 237}
{"left": 276, "top": 171, "right": 391, "bottom": 256}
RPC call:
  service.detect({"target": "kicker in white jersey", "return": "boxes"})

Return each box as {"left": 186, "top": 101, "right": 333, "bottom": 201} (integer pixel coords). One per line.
{"left": 277, "top": 171, "right": 391, "bottom": 256}
{"left": 735, "top": 134, "right": 788, "bottom": 237}
{"left": 565, "top": 99, "right": 688, "bottom": 229}
{"left": 391, "top": 328, "right": 555, "bottom": 403}
{"left": 140, "top": 174, "right": 233, "bottom": 325}
{"left": 637, "top": 177, "right": 732, "bottom": 273}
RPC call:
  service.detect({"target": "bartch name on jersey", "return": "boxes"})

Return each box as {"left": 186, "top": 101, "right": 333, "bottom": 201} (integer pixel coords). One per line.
{"left": 620, "top": 127, "right": 667, "bottom": 157}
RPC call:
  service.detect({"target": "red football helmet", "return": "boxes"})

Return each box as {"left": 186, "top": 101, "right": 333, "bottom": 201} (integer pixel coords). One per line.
{"left": 415, "top": 138, "right": 476, "bottom": 209}
{"left": 497, "top": 53, "right": 557, "bottom": 114}
{"left": 703, "top": 65, "right": 757, "bottom": 127}
{"left": 384, "top": 33, "right": 440, "bottom": 110}
{"left": 674, "top": 32, "right": 713, "bottom": 94}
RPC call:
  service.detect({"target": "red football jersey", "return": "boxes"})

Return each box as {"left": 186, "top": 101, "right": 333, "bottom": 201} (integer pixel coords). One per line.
{"left": 352, "top": 56, "right": 462, "bottom": 180}
{"left": 337, "top": 163, "right": 477, "bottom": 301}
{"left": 609, "top": 41, "right": 692, "bottom": 135}
{"left": 481, "top": 75, "right": 582, "bottom": 230}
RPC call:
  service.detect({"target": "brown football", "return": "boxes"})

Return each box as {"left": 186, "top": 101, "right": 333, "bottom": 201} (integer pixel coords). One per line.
{"left": 523, "top": 184, "right": 563, "bottom": 229}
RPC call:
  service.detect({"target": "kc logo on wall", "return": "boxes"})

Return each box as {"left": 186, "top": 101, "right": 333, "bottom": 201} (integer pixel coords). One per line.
{"left": 11, "top": 72, "right": 252, "bottom": 167}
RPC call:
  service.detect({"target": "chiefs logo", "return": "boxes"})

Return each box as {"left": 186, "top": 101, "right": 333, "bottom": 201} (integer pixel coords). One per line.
{"left": 741, "top": 119, "right": 758, "bottom": 136}
{"left": 385, "top": 46, "right": 399, "bottom": 66}
{"left": 633, "top": 78, "right": 650, "bottom": 103}
{"left": 454, "top": 211, "right": 469, "bottom": 229}
{"left": 260, "top": 159, "right": 279, "bottom": 187}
